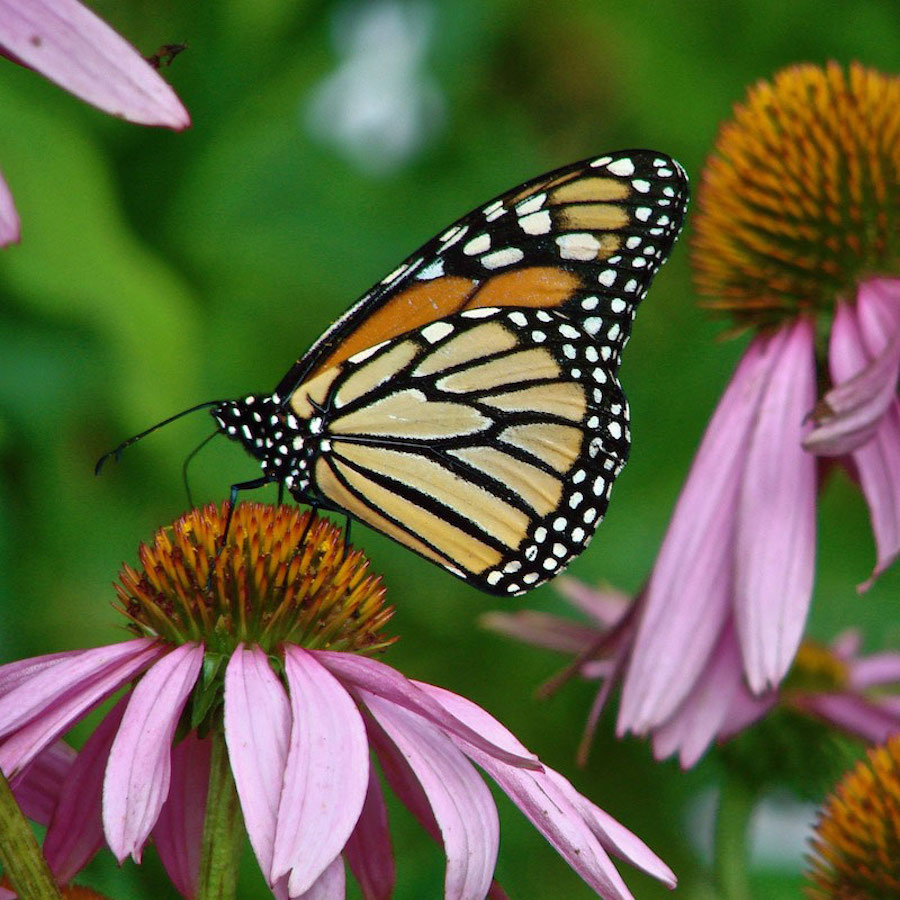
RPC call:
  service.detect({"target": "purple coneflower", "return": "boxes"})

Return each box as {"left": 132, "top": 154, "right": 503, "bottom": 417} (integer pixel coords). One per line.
{"left": 0, "top": 0, "right": 190, "bottom": 246}
{"left": 0, "top": 504, "right": 675, "bottom": 898}
{"left": 615, "top": 62, "right": 899, "bottom": 739}
{"left": 486, "top": 577, "right": 900, "bottom": 769}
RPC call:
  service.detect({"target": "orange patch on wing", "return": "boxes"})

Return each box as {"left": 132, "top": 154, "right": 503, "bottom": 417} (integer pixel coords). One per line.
{"left": 552, "top": 177, "right": 631, "bottom": 204}
{"left": 466, "top": 266, "right": 581, "bottom": 309}
{"left": 312, "top": 276, "right": 479, "bottom": 376}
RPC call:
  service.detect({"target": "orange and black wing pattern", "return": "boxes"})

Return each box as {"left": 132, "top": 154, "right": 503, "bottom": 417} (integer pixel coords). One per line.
{"left": 215, "top": 150, "right": 689, "bottom": 595}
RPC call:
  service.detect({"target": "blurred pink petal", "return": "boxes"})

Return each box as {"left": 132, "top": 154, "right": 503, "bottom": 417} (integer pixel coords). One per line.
{"left": 11, "top": 740, "right": 74, "bottom": 825}
{"left": 103, "top": 643, "right": 203, "bottom": 863}
{"left": 344, "top": 764, "right": 395, "bottom": 900}
{"left": 619, "top": 333, "right": 779, "bottom": 733}
{"left": 480, "top": 609, "right": 601, "bottom": 655}
{"left": 272, "top": 647, "right": 368, "bottom": 897}
{"left": 153, "top": 732, "right": 211, "bottom": 899}
{"left": 830, "top": 629, "right": 863, "bottom": 660}
{"left": 0, "top": 170, "right": 19, "bottom": 246}
{"left": 0, "top": 0, "right": 189, "bottom": 128}
{"left": 793, "top": 693, "right": 900, "bottom": 744}
{"left": 223, "top": 645, "right": 290, "bottom": 880}
{"left": 317, "top": 651, "right": 537, "bottom": 769}
{"left": 553, "top": 578, "right": 631, "bottom": 626}
{"left": 43, "top": 696, "right": 126, "bottom": 884}
{"left": 0, "top": 639, "right": 163, "bottom": 776}
{"left": 849, "top": 651, "right": 900, "bottom": 689}
{"left": 365, "top": 691, "right": 498, "bottom": 900}
{"left": 735, "top": 318, "right": 817, "bottom": 692}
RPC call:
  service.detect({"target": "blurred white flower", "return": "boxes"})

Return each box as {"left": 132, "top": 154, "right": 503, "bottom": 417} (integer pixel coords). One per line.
{"left": 304, "top": 1, "right": 444, "bottom": 174}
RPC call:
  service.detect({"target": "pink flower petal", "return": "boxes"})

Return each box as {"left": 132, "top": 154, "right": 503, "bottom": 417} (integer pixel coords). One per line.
{"left": 298, "top": 855, "right": 346, "bottom": 899}
{"left": 316, "top": 652, "right": 538, "bottom": 769}
{"left": 0, "top": 170, "right": 20, "bottom": 247}
{"left": 857, "top": 277, "right": 900, "bottom": 351}
{"left": 735, "top": 318, "right": 817, "bottom": 693}
{"left": 344, "top": 763, "right": 395, "bottom": 900}
{"left": 0, "top": 639, "right": 163, "bottom": 777}
{"left": 363, "top": 690, "right": 499, "bottom": 900}
{"left": 0, "top": 648, "right": 85, "bottom": 695}
{"left": 793, "top": 692, "right": 900, "bottom": 744}
{"left": 805, "top": 302, "right": 900, "bottom": 454}
{"left": 852, "top": 401, "right": 900, "bottom": 587}
{"left": 153, "top": 732, "right": 211, "bottom": 900}
{"left": 480, "top": 609, "right": 601, "bottom": 655}
{"left": 848, "top": 651, "right": 900, "bottom": 690}
{"left": 11, "top": 740, "right": 74, "bottom": 826}
{"left": 553, "top": 578, "right": 632, "bottom": 626}
{"left": 0, "top": 0, "right": 189, "bottom": 128}
{"left": 830, "top": 629, "right": 863, "bottom": 660}
{"left": 544, "top": 769, "right": 676, "bottom": 889}
{"left": 272, "top": 647, "right": 368, "bottom": 897}
{"left": 224, "top": 646, "right": 290, "bottom": 878}
{"left": 416, "top": 684, "right": 640, "bottom": 900}
{"left": 619, "top": 334, "right": 779, "bottom": 733}
{"left": 103, "top": 643, "right": 204, "bottom": 863}
{"left": 43, "top": 696, "right": 127, "bottom": 884}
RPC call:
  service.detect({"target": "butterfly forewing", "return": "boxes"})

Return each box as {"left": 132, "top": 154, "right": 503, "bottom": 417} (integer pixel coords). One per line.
{"left": 275, "top": 150, "right": 687, "bottom": 393}
{"left": 216, "top": 150, "right": 688, "bottom": 594}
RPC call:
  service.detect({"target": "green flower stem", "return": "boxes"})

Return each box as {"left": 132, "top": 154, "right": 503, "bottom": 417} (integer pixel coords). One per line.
{"left": 198, "top": 731, "right": 245, "bottom": 900}
{"left": 0, "top": 770, "right": 61, "bottom": 899}
{"left": 714, "top": 776, "right": 755, "bottom": 900}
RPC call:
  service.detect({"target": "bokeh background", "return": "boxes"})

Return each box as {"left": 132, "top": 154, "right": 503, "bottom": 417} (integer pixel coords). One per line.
{"left": 1, "top": 1, "right": 898, "bottom": 896}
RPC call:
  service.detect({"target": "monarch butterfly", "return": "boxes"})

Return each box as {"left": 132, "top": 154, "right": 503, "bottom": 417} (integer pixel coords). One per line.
{"left": 100, "top": 150, "right": 688, "bottom": 595}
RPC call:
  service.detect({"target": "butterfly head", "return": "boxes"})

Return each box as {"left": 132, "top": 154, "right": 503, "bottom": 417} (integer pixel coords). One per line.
{"left": 212, "top": 394, "right": 290, "bottom": 463}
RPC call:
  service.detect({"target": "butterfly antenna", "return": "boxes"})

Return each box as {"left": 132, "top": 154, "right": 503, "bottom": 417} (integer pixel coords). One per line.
{"left": 95, "top": 400, "right": 224, "bottom": 476}
{"left": 181, "top": 429, "right": 220, "bottom": 508}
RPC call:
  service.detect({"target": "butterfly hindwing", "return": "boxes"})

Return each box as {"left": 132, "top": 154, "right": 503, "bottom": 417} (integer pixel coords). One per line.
{"left": 298, "top": 307, "right": 628, "bottom": 595}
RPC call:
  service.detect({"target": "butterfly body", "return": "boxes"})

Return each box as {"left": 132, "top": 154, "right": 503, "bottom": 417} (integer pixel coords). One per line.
{"left": 211, "top": 151, "right": 688, "bottom": 594}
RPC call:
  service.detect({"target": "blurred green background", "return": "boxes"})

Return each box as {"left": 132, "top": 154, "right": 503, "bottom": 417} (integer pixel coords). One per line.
{"left": 1, "top": 0, "right": 898, "bottom": 896}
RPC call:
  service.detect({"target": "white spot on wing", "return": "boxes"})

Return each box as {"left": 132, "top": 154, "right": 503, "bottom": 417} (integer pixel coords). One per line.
{"left": 417, "top": 258, "right": 445, "bottom": 280}
{"left": 516, "top": 192, "right": 547, "bottom": 215}
{"left": 481, "top": 247, "right": 524, "bottom": 269}
{"left": 556, "top": 233, "right": 600, "bottom": 261}
{"left": 519, "top": 210, "right": 552, "bottom": 235}
{"left": 421, "top": 321, "right": 454, "bottom": 343}
{"left": 606, "top": 158, "right": 635, "bottom": 177}
{"left": 464, "top": 233, "right": 491, "bottom": 255}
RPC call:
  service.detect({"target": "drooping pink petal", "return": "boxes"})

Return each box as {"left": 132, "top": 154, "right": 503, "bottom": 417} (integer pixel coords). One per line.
{"left": 0, "top": 0, "right": 189, "bottom": 129}
{"left": 153, "top": 732, "right": 211, "bottom": 899}
{"left": 417, "top": 684, "right": 640, "bottom": 900}
{"left": 0, "top": 170, "right": 20, "bottom": 247}
{"left": 619, "top": 333, "right": 781, "bottom": 734}
{"left": 544, "top": 769, "right": 676, "bottom": 889}
{"left": 827, "top": 297, "right": 900, "bottom": 585}
{"left": 344, "top": 764, "right": 395, "bottom": 900}
{"left": 11, "top": 741, "right": 74, "bottom": 826}
{"left": 805, "top": 300, "right": 900, "bottom": 454}
{"left": 272, "top": 647, "right": 368, "bottom": 897}
{"left": 830, "top": 629, "right": 863, "bottom": 660}
{"left": 103, "top": 643, "right": 204, "bottom": 863}
{"left": 792, "top": 692, "right": 900, "bottom": 744}
{"left": 42, "top": 696, "right": 127, "bottom": 884}
{"left": 298, "top": 855, "right": 346, "bottom": 899}
{"left": 735, "top": 318, "right": 817, "bottom": 693}
{"left": 363, "top": 690, "right": 499, "bottom": 900}
{"left": 848, "top": 651, "right": 900, "bottom": 689}
{"left": 857, "top": 277, "right": 900, "bottom": 351}
{"left": 316, "top": 652, "right": 538, "bottom": 769}
{"left": 223, "top": 646, "right": 290, "bottom": 879}
{"left": 0, "top": 639, "right": 163, "bottom": 777}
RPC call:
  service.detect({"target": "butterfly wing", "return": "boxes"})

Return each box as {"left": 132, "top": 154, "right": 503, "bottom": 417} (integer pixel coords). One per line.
{"left": 276, "top": 150, "right": 688, "bottom": 593}
{"left": 275, "top": 150, "right": 688, "bottom": 394}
